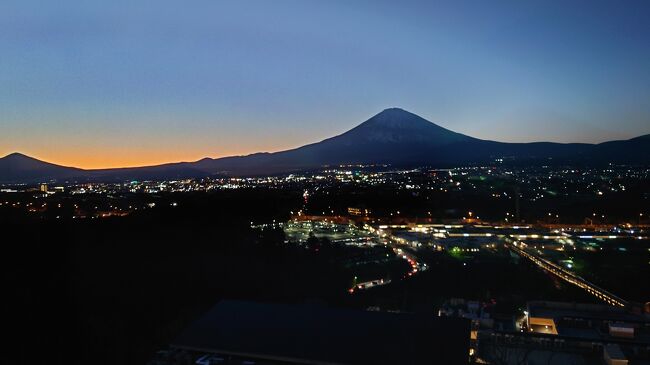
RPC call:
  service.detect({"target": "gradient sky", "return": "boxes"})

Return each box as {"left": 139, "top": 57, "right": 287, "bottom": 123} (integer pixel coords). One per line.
{"left": 1, "top": 0, "right": 649, "bottom": 168}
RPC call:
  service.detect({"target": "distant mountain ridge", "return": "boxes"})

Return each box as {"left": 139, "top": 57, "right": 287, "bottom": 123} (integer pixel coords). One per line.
{"left": 1, "top": 108, "right": 649, "bottom": 183}
{"left": 0, "top": 152, "right": 84, "bottom": 183}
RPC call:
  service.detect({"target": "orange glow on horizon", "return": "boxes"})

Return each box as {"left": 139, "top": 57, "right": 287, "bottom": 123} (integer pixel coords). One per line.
{"left": 50, "top": 153, "right": 209, "bottom": 170}
{"left": 1, "top": 145, "right": 289, "bottom": 170}
{"left": 32, "top": 152, "right": 213, "bottom": 170}
{"left": 1, "top": 124, "right": 323, "bottom": 169}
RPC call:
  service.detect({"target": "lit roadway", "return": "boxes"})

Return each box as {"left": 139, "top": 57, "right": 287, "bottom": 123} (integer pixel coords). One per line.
{"left": 378, "top": 226, "right": 428, "bottom": 278}
{"left": 349, "top": 226, "right": 427, "bottom": 294}
{"left": 507, "top": 241, "right": 628, "bottom": 307}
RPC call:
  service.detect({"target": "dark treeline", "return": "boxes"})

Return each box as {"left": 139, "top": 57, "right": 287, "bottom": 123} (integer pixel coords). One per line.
{"left": 2, "top": 189, "right": 351, "bottom": 365}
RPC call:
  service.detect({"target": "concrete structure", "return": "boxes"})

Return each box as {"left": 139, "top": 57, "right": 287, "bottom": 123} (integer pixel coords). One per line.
{"left": 515, "top": 301, "right": 650, "bottom": 364}
{"left": 526, "top": 301, "right": 649, "bottom": 339}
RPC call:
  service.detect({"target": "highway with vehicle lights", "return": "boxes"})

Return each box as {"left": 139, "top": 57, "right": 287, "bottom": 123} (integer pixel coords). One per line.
{"left": 507, "top": 241, "right": 628, "bottom": 307}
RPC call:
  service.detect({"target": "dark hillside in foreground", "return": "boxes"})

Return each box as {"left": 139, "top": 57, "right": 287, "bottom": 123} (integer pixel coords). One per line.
{"left": 2, "top": 190, "right": 349, "bottom": 365}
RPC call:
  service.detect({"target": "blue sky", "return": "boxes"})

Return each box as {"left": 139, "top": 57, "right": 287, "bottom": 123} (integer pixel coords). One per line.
{"left": 1, "top": 0, "right": 649, "bottom": 167}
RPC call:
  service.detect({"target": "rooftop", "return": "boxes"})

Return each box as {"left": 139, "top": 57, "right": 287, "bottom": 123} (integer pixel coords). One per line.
{"left": 172, "top": 300, "right": 470, "bottom": 365}
{"left": 528, "top": 301, "right": 647, "bottom": 323}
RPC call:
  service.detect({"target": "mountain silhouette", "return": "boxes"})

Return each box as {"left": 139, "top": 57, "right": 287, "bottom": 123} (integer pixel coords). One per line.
{"left": 0, "top": 152, "right": 84, "bottom": 183}
{"left": 1, "top": 108, "right": 649, "bottom": 183}
{"left": 326, "top": 108, "right": 475, "bottom": 145}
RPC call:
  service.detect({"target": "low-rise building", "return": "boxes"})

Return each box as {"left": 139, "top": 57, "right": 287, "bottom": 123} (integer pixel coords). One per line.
{"left": 164, "top": 300, "right": 471, "bottom": 365}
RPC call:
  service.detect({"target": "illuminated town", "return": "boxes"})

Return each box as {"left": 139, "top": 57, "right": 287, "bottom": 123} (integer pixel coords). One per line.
{"left": 4, "top": 1, "right": 650, "bottom": 364}
{"left": 3, "top": 163, "right": 649, "bottom": 363}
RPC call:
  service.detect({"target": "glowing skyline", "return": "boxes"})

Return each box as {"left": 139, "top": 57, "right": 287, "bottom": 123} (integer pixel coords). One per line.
{"left": 2, "top": 1, "right": 649, "bottom": 169}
